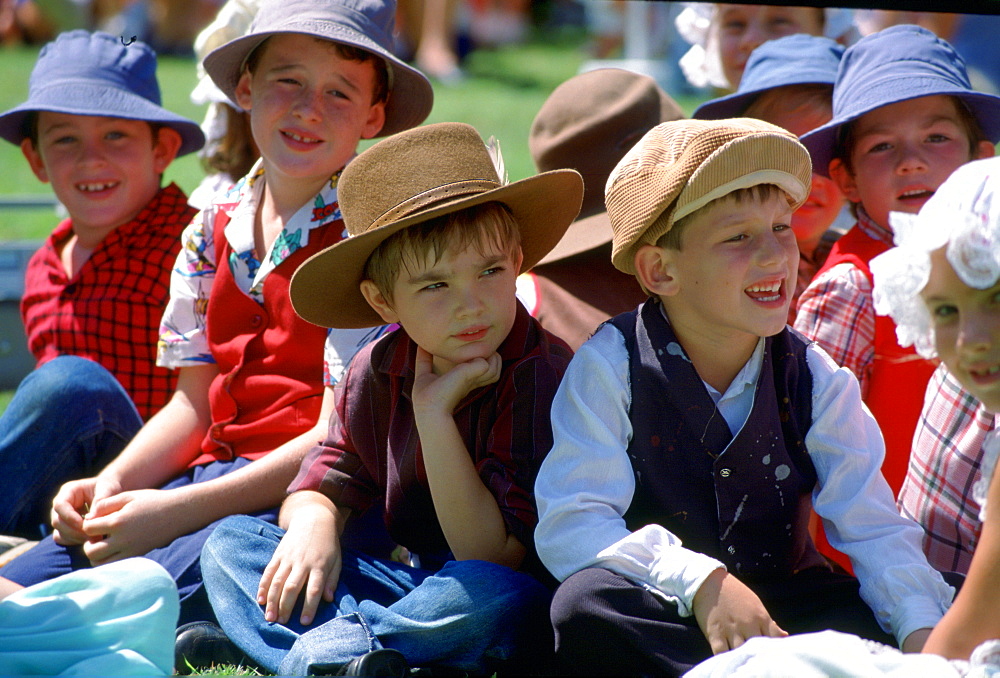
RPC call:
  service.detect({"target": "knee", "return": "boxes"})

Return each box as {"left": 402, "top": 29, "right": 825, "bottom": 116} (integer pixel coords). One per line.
{"left": 18, "top": 356, "right": 127, "bottom": 406}
{"left": 550, "top": 567, "right": 622, "bottom": 638}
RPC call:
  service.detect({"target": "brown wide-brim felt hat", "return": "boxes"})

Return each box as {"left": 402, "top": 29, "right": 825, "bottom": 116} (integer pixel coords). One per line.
{"left": 291, "top": 122, "right": 584, "bottom": 329}
{"left": 607, "top": 118, "right": 812, "bottom": 275}
{"left": 530, "top": 68, "right": 684, "bottom": 266}
{"left": 202, "top": 0, "right": 433, "bottom": 137}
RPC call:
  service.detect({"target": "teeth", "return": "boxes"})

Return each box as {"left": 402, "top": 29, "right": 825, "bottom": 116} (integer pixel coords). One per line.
{"left": 900, "top": 189, "right": 930, "bottom": 198}
{"left": 747, "top": 282, "right": 780, "bottom": 293}
{"left": 973, "top": 365, "right": 1000, "bottom": 377}
{"left": 78, "top": 182, "right": 115, "bottom": 192}
{"left": 286, "top": 131, "right": 318, "bottom": 143}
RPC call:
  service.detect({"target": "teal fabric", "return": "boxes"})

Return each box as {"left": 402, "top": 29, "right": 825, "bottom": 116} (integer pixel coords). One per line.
{"left": 0, "top": 557, "right": 178, "bottom": 676}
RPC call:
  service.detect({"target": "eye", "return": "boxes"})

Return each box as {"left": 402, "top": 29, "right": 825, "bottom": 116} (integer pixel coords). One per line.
{"left": 421, "top": 282, "right": 445, "bottom": 291}
{"left": 866, "top": 141, "right": 891, "bottom": 154}
{"left": 927, "top": 133, "right": 951, "bottom": 143}
{"left": 328, "top": 89, "right": 350, "bottom": 100}
{"left": 105, "top": 130, "right": 127, "bottom": 141}
{"left": 481, "top": 266, "right": 504, "bottom": 277}
{"left": 930, "top": 303, "right": 958, "bottom": 322}
{"left": 725, "top": 233, "right": 748, "bottom": 243}
{"left": 277, "top": 77, "right": 301, "bottom": 86}
{"left": 773, "top": 222, "right": 791, "bottom": 232}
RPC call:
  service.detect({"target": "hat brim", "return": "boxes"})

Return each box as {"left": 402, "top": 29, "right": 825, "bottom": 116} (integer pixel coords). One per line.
{"left": 694, "top": 75, "right": 833, "bottom": 121}
{"left": 536, "top": 211, "right": 612, "bottom": 265}
{"left": 203, "top": 28, "right": 433, "bottom": 138}
{"left": 0, "top": 82, "right": 205, "bottom": 156}
{"left": 801, "top": 87, "right": 1000, "bottom": 177}
{"left": 291, "top": 168, "right": 584, "bottom": 328}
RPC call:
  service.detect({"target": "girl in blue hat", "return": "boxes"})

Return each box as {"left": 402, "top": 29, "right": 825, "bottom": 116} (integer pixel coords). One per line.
{"left": 795, "top": 24, "right": 1000, "bottom": 503}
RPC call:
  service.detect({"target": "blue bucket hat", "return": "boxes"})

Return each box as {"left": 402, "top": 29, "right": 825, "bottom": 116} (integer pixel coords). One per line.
{"left": 203, "top": 0, "right": 433, "bottom": 138}
{"left": 801, "top": 24, "right": 1000, "bottom": 177}
{"left": 694, "top": 34, "right": 843, "bottom": 120}
{"left": 0, "top": 30, "right": 205, "bottom": 156}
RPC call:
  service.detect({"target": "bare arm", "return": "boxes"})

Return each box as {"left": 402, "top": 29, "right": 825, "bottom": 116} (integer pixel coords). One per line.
{"left": 0, "top": 577, "right": 23, "bottom": 601}
{"left": 923, "top": 468, "right": 1000, "bottom": 659}
{"left": 411, "top": 347, "right": 525, "bottom": 568}
{"left": 78, "top": 385, "right": 338, "bottom": 564}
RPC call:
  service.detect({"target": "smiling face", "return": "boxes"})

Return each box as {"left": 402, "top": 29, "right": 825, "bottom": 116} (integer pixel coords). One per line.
{"left": 922, "top": 248, "right": 1000, "bottom": 412}
{"left": 651, "top": 187, "right": 799, "bottom": 360}
{"left": 361, "top": 229, "right": 523, "bottom": 376}
{"left": 235, "top": 33, "right": 386, "bottom": 206}
{"left": 714, "top": 4, "right": 824, "bottom": 89}
{"left": 830, "top": 95, "right": 995, "bottom": 230}
{"left": 20, "top": 112, "right": 180, "bottom": 246}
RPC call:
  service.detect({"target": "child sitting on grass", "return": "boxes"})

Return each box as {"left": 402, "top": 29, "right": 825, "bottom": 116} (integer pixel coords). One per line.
{"left": 199, "top": 122, "right": 583, "bottom": 676}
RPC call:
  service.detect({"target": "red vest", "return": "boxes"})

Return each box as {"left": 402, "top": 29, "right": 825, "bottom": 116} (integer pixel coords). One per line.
{"left": 816, "top": 226, "right": 936, "bottom": 496}
{"left": 187, "top": 211, "right": 344, "bottom": 467}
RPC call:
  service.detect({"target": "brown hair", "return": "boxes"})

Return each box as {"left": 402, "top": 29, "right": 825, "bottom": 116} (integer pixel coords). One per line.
{"left": 744, "top": 83, "right": 833, "bottom": 126}
{"left": 363, "top": 201, "right": 522, "bottom": 301}
{"left": 201, "top": 105, "right": 259, "bottom": 180}
{"left": 244, "top": 36, "right": 390, "bottom": 105}
{"left": 656, "top": 183, "right": 794, "bottom": 250}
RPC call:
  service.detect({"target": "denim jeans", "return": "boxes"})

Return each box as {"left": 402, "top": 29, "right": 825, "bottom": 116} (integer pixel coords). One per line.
{"left": 0, "top": 356, "right": 143, "bottom": 538}
{"left": 0, "top": 457, "right": 279, "bottom": 625}
{"left": 202, "top": 515, "right": 555, "bottom": 675}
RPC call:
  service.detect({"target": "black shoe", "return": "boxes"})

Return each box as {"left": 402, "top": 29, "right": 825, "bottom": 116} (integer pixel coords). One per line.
{"left": 332, "top": 649, "right": 409, "bottom": 676}
{"left": 174, "top": 621, "right": 256, "bottom": 675}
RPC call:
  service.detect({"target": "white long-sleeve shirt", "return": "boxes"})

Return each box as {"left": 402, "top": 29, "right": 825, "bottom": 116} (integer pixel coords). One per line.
{"left": 534, "top": 321, "right": 954, "bottom": 647}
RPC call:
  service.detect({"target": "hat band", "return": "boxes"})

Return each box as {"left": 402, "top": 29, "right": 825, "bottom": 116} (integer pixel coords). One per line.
{"left": 368, "top": 179, "right": 501, "bottom": 230}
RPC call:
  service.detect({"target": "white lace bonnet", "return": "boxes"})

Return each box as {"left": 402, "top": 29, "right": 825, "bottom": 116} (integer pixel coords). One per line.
{"left": 871, "top": 156, "right": 1000, "bottom": 359}
{"left": 674, "top": 3, "right": 856, "bottom": 90}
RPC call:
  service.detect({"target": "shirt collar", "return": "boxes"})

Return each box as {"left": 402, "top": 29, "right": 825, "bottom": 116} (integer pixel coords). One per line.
{"left": 855, "top": 205, "right": 894, "bottom": 246}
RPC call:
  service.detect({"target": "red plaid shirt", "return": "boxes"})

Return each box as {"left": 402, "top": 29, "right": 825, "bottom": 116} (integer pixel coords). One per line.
{"left": 793, "top": 209, "right": 889, "bottom": 397}
{"left": 898, "top": 364, "right": 998, "bottom": 574}
{"left": 290, "top": 303, "right": 572, "bottom": 563}
{"left": 21, "top": 183, "right": 196, "bottom": 420}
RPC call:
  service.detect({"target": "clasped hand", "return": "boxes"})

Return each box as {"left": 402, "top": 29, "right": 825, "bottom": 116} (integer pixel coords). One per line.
{"left": 50, "top": 477, "right": 180, "bottom": 564}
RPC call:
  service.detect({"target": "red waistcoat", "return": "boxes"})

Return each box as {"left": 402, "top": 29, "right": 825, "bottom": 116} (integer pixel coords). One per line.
{"left": 187, "top": 210, "right": 344, "bottom": 467}
{"left": 816, "top": 226, "right": 936, "bottom": 495}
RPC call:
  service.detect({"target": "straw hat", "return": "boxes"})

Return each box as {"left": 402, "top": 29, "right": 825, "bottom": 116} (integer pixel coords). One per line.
{"left": 606, "top": 118, "right": 811, "bottom": 275}
{"left": 203, "top": 0, "right": 433, "bottom": 137}
{"left": 529, "top": 68, "right": 684, "bottom": 265}
{"left": 291, "top": 122, "right": 584, "bottom": 328}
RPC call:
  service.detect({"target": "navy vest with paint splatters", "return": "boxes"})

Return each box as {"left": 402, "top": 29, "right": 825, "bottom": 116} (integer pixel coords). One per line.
{"left": 610, "top": 299, "right": 827, "bottom": 577}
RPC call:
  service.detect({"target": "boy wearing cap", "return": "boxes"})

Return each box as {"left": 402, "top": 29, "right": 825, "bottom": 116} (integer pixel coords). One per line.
{"left": 518, "top": 68, "right": 681, "bottom": 351}
{"left": 694, "top": 33, "right": 847, "bottom": 325}
{"left": 199, "top": 122, "right": 582, "bottom": 676}
{"left": 533, "top": 118, "right": 954, "bottom": 677}
{"left": 795, "top": 25, "right": 999, "bottom": 497}
{"left": 0, "top": 0, "right": 433, "bottom": 632}
{"left": 0, "top": 30, "right": 205, "bottom": 539}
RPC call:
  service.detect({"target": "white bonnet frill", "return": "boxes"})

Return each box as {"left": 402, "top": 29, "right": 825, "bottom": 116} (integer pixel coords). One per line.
{"left": 871, "top": 156, "right": 1000, "bottom": 360}
{"left": 674, "top": 3, "right": 856, "bottom": 89}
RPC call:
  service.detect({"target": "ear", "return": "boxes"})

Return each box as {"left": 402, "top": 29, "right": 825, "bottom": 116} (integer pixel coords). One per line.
{"left": 234, "top": 69, "right": 254, "bottom": 111}
{"left": 974, "top": 140, "right": 995, "bottom": 160}
{"left": 360, "top": 100, "right": 387, "bottom": 140}
{"left": 634, "top": 244, "right": 679, "bottom": 297}
{"left": 359, "top": 279, "right": 400, "bottom": 324}
{"left": 152, "top": 127, "right": 183, "bottom": 174}
{"left": 828, "top": 158, "right": 860, "bottom": 203}
{"left": 20, "top": 138, "right": 49, "bottom": 183}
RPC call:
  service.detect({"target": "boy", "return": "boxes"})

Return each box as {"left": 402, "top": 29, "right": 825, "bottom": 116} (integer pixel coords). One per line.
{"left": 0, "top": 30, "right": 205, "bottom": 538}
{"left": 533, "top": 118, "right": 955, "bottom": 677}
{"left": 199, "top": 121, "right": 583, "bottom": 675}
{"left": 795, "top": 25, "right": 1000, "bottom": 496}
{"left": 694, "top": 33, "right": 848, "bottom": 323}
{"left": 0, "top": 0, "right": 433, "bottom": 632}
{"left": 518, "top": 68, "right": 681, "bottom": 351}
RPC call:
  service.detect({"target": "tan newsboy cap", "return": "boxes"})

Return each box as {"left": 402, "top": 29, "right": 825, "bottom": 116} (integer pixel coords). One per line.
{"left": 606, "top": 118, "right": 812, "bottom": 275}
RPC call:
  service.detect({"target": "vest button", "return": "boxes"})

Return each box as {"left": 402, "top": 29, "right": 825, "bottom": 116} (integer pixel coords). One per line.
{"left": 728, "top": 545, "right": 736, "bottom": 554}
{"left": 720, "top": 468, "right": 731, "bottom": 478}
{"left": 250, "top": 314, "right": 262, "bottom": 327}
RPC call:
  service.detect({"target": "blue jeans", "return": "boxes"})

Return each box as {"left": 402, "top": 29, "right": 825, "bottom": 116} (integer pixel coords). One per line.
{"left": 0, "top": 458, "right": 279, "bottom": 625}
{"left": 0, "top": 356, "right": 142, "bottom": 538}
{"left": 202, "top": 515, "right": 555, "bottom": 675}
